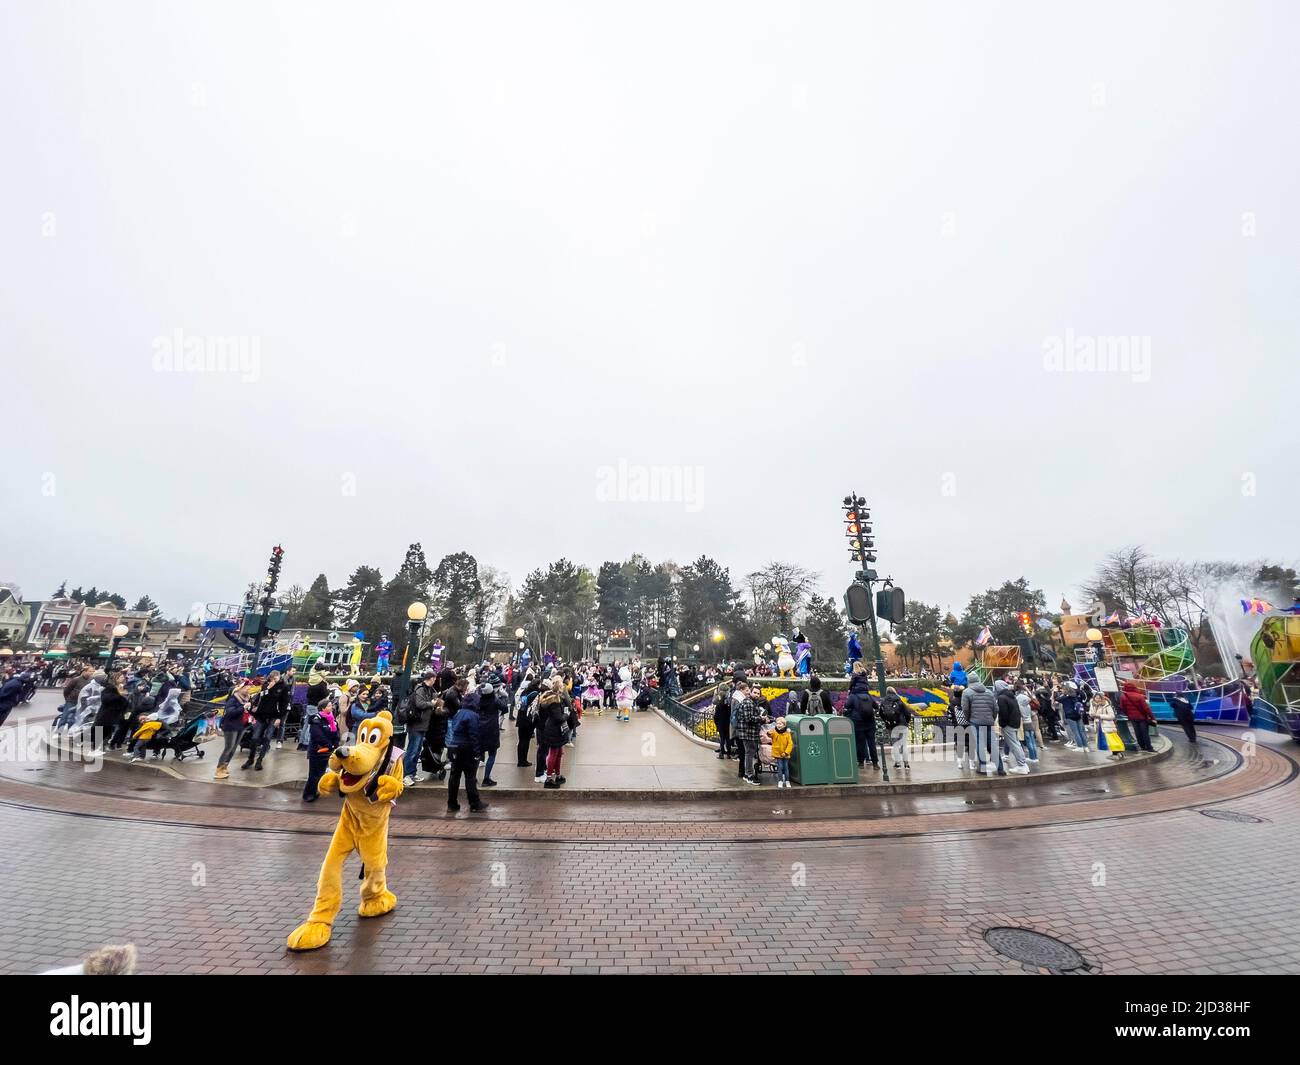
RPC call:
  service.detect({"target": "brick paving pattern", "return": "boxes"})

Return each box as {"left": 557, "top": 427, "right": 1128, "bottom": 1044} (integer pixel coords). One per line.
{"left": 1, "top": 698, "right": 1296, "bottom": 974}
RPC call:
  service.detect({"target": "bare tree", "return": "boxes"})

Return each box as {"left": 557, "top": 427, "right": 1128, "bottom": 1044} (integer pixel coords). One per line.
{"left": 745, "top": 562, "right": 818, "bottom": 634}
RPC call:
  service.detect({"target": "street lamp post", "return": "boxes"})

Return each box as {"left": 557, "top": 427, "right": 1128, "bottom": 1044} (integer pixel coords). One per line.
{"left": 396, "top": 602, "right": 427, "bottom": 710}
{"left": 106, "top": 623, "right": 129, "bottom": 674}
{"left": 661, "top": 627, "right": 677, "bottom": 706}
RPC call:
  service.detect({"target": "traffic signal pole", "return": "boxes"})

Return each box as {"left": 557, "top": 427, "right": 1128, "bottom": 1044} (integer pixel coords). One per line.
{"left": 248, "top": 545, "right": 284, "bottom": 677}
{"left": 843, "top": 493, "right": 897, "bottom": 783}
{"left": 860, "top": 588, "right": 891, "bottom": 783}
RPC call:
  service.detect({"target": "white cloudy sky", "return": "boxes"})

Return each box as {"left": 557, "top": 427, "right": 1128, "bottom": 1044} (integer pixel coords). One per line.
{"left": 1, "top": 1, "right": 1296, "bottom": 620}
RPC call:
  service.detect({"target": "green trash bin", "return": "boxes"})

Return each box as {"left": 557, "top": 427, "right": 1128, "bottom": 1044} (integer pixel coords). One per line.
{"left": 786, "top": 714, "right": 832, "bottom": 785}
{"left": 824, "top": 714, "right": 860, "bottom": 783}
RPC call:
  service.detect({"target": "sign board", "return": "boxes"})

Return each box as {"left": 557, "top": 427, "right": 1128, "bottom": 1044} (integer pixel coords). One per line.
{"left": 1059, "top": 614, "right": 1095, "bottom": 646}
{"left": 1094, "top": 666, "right": 1119, "bottom": 693}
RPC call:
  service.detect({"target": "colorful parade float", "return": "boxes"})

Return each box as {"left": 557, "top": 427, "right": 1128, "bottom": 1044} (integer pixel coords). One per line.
{"left": 1066, "top": 609, "right": 1300, "bottom": 741}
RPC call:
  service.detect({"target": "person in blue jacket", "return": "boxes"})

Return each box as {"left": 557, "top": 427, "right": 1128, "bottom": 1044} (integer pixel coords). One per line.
{"left": 445, "top": 689, "right": 488, "bottom": 813}
{"left": 949, "top": 661, "right": 968, "bottom": 687}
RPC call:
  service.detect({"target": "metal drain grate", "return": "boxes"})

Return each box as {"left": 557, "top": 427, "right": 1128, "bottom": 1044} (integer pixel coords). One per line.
{"left": 1199, "top": 809, "right": 1266, "bottom": 824}
{"left": 983, "top": 927, "right": 1092, "bottom": 973}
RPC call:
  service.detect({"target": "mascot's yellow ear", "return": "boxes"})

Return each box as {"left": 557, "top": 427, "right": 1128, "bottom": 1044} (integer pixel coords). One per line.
{"left": 376, "top": 710, "right": 392, "bottom": 722}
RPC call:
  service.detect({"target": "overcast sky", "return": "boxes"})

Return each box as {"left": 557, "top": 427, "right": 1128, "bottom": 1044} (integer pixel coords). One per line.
{"left": 2, "top": 1, "right": 1296, "bottom": 622}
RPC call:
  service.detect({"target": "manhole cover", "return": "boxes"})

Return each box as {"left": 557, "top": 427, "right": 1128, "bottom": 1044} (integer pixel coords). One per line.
{"left": 1199, "top": 809, "right": 1266, "bottom": 824}
{"left": 983, "top": 927, "right": 1091, "bottom": 973}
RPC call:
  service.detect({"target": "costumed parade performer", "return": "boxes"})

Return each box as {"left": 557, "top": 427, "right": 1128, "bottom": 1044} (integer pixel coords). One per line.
{"left": 429, "top": 640, "right": 445, "bottom": 671}
{"left": 795, "top": 631, "right": 812, "bottom": 677}
{"left": 846, "top": 631, "right": 862, "bottom": 675}
{"left": 615, "top": 666, "right": 635, "bottom": 722}
{"left": 349, "top": 633, "right": 364, "bottom": 676}
{"left": 374, "top": 634, "right": 392, "bottom": 674}
{"left": 773, "top": 636, "right": 796, "bottom": 678}
{"left": 287, "top": 709, "right": 404, "bottom": 951}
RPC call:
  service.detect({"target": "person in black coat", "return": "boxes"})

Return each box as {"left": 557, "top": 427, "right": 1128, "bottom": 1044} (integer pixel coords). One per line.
{"left": 96, "top": 672, "right": 132, "bottom": 750}
{"left": 798, "top": 675, "right": 833, "bottom": 715}
{"left": 537, "top": 680, "right": 573, "bottom": 787}
{"left": 712, "top": 680, "right": 734, "bottom": 759}
{"left": 1169, "top": 692, "right": 1197, "bottom": 745}
{"left": 302, "top": 701, "right": 339, "bottom": 801}
{"left": 475, "top": 683, "right": 502, "bottom": 787}
{"left": 243, "top": 670, "right": 288, "bottom": 771}
{"left": 422, "top": 679, "right": 462, "bottom": 775}
{"left": 843, "top": 688, "right": 879, "bottom": 768}
{"left": 515, "top": 674, "right": 541, "bottom": 767}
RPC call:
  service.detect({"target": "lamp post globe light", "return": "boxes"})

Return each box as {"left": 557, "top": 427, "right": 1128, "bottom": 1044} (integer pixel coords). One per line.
{"left": 396, "top": 602, "right": 428, "bottom": 711}
{"left": 106, "top": 622, "right": 129, "bottom": 673}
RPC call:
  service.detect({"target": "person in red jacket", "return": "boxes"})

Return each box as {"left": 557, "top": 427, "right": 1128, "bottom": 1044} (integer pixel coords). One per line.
{"left": 1119, "top": 681, "right": 1156, "bottom": 752}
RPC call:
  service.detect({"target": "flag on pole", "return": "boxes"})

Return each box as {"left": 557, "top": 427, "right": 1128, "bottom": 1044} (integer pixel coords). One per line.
{"left": 1103, "top": 611, "right": 1121, "bottom": 625}
{"left": 1241, "top": 598, "right": 1273, "bottom": 615}
{"left": 975, "top": 625, "right": 992, "bottom": 647}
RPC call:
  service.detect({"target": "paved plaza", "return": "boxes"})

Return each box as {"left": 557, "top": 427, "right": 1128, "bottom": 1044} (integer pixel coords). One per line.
{"left": 2, "top": 691, "right": 1297, "bottom": 974}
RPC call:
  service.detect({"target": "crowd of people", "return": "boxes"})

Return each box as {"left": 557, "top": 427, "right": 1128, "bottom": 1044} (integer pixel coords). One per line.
{"left": 703, "top": 659, "right": 1207, "bottom": 781}
{"left": 0, "top": 643, "right": 1253, "bottom": 800}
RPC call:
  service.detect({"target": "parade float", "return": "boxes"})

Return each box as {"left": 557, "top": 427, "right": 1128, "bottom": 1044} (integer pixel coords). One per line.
{"left": 1250, "top": 613, "right": 1300, "bottom": 739}
{"left": 1069, "top": 614, "right": 1300, "bottom": 741}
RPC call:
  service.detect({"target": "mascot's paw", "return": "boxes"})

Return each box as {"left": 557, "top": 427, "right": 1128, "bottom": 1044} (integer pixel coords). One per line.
{"left": 358, "top": 890, "right": 396, "bottom": 918}
{"left": 316, "top": 773, "right": 339, "bottom": 795}
{"left": 375, "top": 774, "right": 402, "bottom": 802}
{"left": 286, "top": 920, "right": 332, "bottom": 951}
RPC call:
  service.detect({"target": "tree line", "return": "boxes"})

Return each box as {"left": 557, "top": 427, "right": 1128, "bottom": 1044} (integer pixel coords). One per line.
{"left": 274, "top": 544, "right": 1295, "bottom": 673}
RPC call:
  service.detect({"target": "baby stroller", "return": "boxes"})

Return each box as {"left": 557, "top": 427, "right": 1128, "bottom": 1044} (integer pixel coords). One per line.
{"left": 419, "top": 742, "right": 450, "bottom": 780}
{"left": 754, "top": 724, "right": 778, "bottom": 775}
{"left": 159, "top": 714, "right": 206, "bottom": 762}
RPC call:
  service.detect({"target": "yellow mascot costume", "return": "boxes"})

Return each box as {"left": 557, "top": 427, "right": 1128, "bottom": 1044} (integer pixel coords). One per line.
{"left": 287, "top": 709, "right": 405, "bottom": 951}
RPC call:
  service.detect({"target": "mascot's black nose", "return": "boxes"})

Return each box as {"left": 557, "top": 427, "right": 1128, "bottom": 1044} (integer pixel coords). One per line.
{"left": 336, "top": 746, "right": 351, "bottom": 759}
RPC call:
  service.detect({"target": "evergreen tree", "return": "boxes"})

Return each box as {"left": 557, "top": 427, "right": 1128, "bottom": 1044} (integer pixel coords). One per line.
{"left": 596, "top": 561, "right": 632, "bottom": 635}
{"left": 293, "top": 574, "right": 335, "bottom": 629}
{"left": 131, "top": 595, "right": 163, "bottom": 621}
{"left": 678, "top": 555, "right": 736, "bottom": 642}
{"left": 335, "top": 566, "right": 386, "bottom": 642}
{"left": 431, "top": 552, "right": 481, "bottom": 638}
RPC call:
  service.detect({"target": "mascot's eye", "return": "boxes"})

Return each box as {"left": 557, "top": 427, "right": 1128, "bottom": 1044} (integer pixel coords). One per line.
{"left": 367, "top": 728, "right": 380, "bottom": 745}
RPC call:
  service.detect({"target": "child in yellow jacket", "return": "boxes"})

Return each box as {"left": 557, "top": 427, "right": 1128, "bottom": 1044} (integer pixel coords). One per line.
{"left": 770, "top": 717, "right": 794, "bottom": 788}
